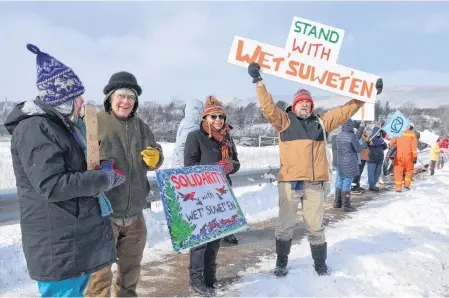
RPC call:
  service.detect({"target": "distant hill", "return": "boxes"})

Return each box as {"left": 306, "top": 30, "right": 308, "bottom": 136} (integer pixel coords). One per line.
{"left": 220, "top": 85, "right": 449, "bottom": 109}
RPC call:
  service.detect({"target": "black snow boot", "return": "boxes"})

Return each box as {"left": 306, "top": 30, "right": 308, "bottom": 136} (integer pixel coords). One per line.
{"left": 369, "top": 186, "right": 380, "bottom": 192}
{"left": 189, "top": 246, "right": 215, "bottom": 296}
{"left": 333, "top": 188, "right": 342, "bottom": 208}
{"left": 223, "top": 233, "right": 238, "bottom": 244}
{"left": 342, "top": 191, "right": 356, "bottom": 212}
{"left": 274, "top": 238, "right": 292, "bottom": 277}
{"left": 204, "top": 240, "right": 223, "bottom": 289}
{"left": 310, "top": 242, "right": 330, "bottom": 276}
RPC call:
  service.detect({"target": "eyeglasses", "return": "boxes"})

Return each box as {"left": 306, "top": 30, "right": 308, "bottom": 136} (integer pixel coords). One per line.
{"left": 210, "top": 114, "right": 226, "bottom": 120}
{"left": 115, "top": 93, "right": 136, "bottom": 101}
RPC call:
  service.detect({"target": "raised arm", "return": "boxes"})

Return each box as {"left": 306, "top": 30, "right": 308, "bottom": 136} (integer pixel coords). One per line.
{"left": 256, "top": 82, "right": 290, "bottom": 132}
{"left": 321, "top": 99, "right": 365, "bottom": 133}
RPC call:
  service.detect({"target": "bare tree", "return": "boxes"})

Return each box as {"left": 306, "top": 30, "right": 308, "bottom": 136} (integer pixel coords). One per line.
{"left": 399, "top": 100, "right": 417, "bottom": 118}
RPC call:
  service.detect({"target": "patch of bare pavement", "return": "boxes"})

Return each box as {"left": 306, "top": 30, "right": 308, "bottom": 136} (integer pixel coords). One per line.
{"left": 136, "top": 185, "right": 394, "bottom": 297}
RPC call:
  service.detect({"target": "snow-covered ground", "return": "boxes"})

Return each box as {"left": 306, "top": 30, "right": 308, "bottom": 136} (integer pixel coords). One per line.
{"left": 230, "top": 167, "right": 449, "bottom": 297}
{"left": 1, "top": 137, "right": 448, "bottom": 296}
{"left": 0, "top": 139, "right": 281, "bottom": 296}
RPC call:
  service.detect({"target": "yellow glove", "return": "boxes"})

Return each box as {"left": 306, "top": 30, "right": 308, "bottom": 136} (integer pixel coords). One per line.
{"left": 141, "top": 147, "right": 160, "bottom": 169}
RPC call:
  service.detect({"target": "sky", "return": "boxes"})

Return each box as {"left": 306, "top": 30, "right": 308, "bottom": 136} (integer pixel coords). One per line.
{"left": 0, "top": 1, "right": 448, "bottom": 105}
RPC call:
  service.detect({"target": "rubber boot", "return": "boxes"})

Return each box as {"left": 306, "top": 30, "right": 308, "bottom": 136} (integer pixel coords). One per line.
{"left": 310, "top": 242, "right": 329, "bottom": 276}
{"left": 223, "top": 234, "right": 238, "bottom": 244}
{"left": 274, "top": 238, "right": 292, "bottom": 277}
{"left": 342, "top": 191, "right": 356, "bottom": 212}
{"left": 189, "top": 246, "right": 215, "bottom": 296}
{"left": 333, "top": 188, "right": 342, "bottom": 208}
{"left": 204, "top": 240, "right": 224, "bottom": 289}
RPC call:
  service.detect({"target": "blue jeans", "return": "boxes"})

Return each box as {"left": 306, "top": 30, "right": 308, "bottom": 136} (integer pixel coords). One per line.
{"left": 37, "top": 274, "right": 90, "bottom": 297}
{"left": 367, "top": 163, "right": 382, "bottom": 188}
{"left": 335, "top": 170, "right": 353, "bottom": 192}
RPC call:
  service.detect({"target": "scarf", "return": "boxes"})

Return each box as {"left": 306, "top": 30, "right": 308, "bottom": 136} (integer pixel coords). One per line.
{"left": 72, "top": 118, "right": 113, "bottom": 217}
{"left": 201, "top": 121, "right": 233, "bottom": 160}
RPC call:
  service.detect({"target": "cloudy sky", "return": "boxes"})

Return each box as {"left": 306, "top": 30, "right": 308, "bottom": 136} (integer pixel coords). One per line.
{"left": 0, "top": 1, "right": 448, "bottom": 105}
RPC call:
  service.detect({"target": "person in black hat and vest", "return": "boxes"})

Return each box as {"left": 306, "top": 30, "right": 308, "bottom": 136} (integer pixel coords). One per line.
{"left": 84, "top": 71, "right": 164, "bottom": 297}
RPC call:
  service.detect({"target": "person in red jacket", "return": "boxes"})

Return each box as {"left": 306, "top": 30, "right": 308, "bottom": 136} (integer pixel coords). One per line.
{"left": 390, "top": 126, "right": 418, "bottom": 192}
{"left": 438, "top": 137, "right": 448, "bottom": 169}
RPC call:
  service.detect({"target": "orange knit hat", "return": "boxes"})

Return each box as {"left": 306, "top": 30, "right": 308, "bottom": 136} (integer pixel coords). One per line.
{"left": 201, "top": 96, "right": 226, "bottom": 119}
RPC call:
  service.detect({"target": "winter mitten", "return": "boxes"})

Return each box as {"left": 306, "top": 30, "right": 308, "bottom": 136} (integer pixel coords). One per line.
{"left": 141, "top": 146, "right": 160, "bottom": 169}
{"left": 248, "top": 62, "right": 263, "bottom": 84}
{"left": 96, "top": 160, "right": 126, "bottom": 191}
{"left": 218, "top": 160, "right": 233, "bottom": 174}
{"left": 376, "top": 78, "right": 383, "bottom": 95}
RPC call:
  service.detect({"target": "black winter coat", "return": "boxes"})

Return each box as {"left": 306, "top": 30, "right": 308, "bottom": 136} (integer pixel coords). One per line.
{"left": 4, "top": 99, "right": 116, "bottom": 281}
{"left": 184, "top": 125, "right": 240, "bottom": 185}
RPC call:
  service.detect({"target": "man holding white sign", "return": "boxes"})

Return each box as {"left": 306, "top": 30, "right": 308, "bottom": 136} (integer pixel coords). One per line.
{"left": 247, "top": 62, "right": 383, "bottom": 277}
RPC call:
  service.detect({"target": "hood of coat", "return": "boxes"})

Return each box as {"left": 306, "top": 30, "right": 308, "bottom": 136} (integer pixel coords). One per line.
{"left": 341, "top": 119, "right": 354, "bottom": 133}
{"left": 184, "top": 98, "right": 204, "bottom": 122}
{"left": 370, "top": 127, "right": 381, "bottom": 138}
{"left": 4, "top": 98, "right": 72, "bottom": 135}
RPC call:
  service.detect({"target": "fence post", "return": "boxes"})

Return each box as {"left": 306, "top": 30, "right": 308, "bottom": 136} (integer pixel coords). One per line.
{"left": 259, "top": 136, "right": 262, "bottom": 147}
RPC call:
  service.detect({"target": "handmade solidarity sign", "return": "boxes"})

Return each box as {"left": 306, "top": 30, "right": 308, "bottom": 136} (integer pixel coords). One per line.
{"left": 227, "top": 16, "right": 380, "bottom": 112}
{"left": 155, "top": 165, "right": 249, "bottom": 252}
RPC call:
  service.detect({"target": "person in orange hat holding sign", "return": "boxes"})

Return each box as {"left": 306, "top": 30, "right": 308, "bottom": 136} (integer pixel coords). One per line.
{"left": 184, "top": 95, "right": 241, "bottom": 296}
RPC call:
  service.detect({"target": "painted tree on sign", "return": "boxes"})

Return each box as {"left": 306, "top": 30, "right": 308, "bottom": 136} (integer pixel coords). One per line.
{"left": 165, "top": 182, "right": 196, "bottom": 244}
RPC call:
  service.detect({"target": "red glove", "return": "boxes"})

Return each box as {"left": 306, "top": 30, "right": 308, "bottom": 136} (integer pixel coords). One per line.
{"left": 218, "top": 160, "right": 233, "bottom": 175}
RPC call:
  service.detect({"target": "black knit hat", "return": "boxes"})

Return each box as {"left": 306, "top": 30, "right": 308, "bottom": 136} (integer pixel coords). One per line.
{"left": 103, "top": 71, "right": 142, "bottom": 117}
{"left": 103, "top": 71, "right": 142, "bottom": 96}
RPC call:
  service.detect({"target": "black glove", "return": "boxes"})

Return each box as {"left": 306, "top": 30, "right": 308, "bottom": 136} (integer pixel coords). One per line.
{"left": 376, "top": 78, "right": 383, "bottom": 95}
{"left": 248, "top": 62, "right": 263, "bottom": 84}
{"left": 413, "top": 157, "right": 417, "bottom": 164}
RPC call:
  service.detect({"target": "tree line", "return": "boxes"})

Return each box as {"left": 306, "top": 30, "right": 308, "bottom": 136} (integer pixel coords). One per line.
{"left": 1, "top": 99, "right": 448, "bottom": 143}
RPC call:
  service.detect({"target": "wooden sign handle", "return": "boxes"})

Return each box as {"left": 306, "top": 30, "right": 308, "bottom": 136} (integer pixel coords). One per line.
{"left": 84, "top": 105, "right": 100, "bottom": 170}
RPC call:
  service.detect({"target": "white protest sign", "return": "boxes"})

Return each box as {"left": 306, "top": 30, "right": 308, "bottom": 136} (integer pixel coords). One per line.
{"left": 351, "top": 102, "right": 375, "bottom": 121}
{"left": 419, "top": 130, "right": 440, "bottom": 146}
{"left": 285, "top": 16, "right": 345, "bottom": 63}
{"left": 228, "top": 36, "right": 379, "bottom": 103}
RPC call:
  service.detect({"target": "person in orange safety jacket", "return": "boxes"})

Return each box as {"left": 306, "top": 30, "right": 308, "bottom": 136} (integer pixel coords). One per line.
{"left": 390, "top": 125, "right": 418, "bottom": 192}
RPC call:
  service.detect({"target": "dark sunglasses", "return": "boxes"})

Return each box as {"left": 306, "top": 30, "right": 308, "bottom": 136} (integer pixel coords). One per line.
{"left": 210, "top": 114, "right": 226, "bottom": 120}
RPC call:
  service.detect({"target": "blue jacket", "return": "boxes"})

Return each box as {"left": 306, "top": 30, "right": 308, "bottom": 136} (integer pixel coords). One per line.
{"left": 172, "top": 98, "right": 204, "bottom": 167}
{"left": 368, "top": 127, "right": 387, "bottom": 164}
{"left": 336, "top": 120, "right": 367, "bottom": 178}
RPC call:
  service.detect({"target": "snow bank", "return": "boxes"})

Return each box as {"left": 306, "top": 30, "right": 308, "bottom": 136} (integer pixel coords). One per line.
{"left": 0, "top": 140, "right": 280, "bottom": 189}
